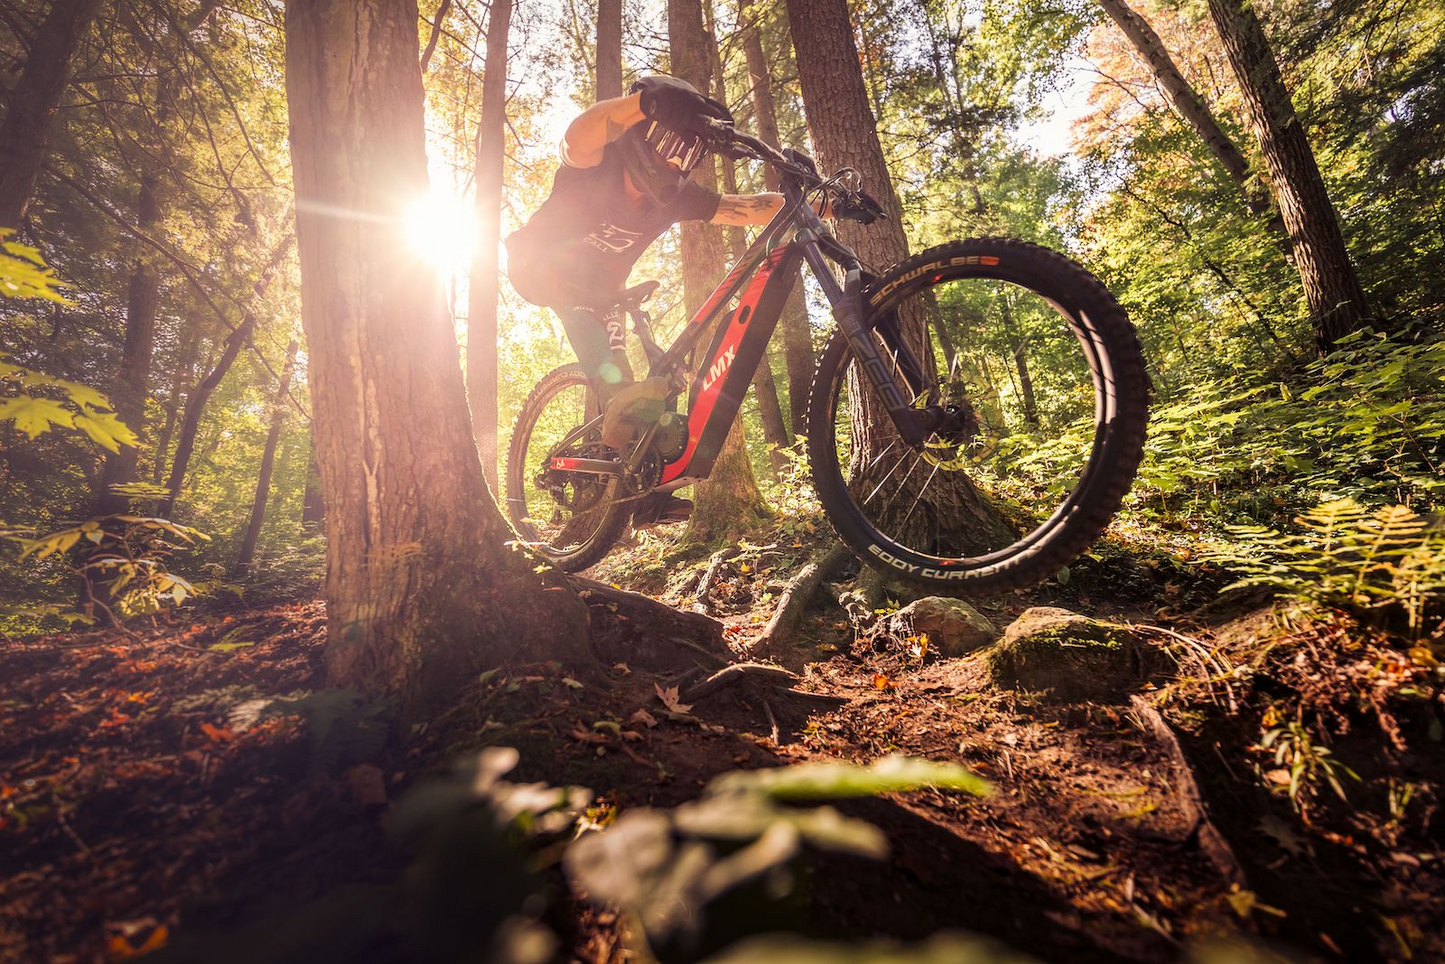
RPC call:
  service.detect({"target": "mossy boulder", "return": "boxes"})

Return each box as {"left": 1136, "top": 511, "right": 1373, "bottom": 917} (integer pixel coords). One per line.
{"left": 885, "top": 597, "right": 998, "bottom": 658}
{"left": 986, "top": 607, "right": 1138, "bottom": 702}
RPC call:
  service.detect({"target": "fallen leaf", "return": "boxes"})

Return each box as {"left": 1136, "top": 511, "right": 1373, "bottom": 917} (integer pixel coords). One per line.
{"left": 630, "top": 708, "right": 658, "bottom": 728}
{"left": 105, "top": 921, "right": 168, "bottom": 961}
{"left": 654, "top": 683, "right": 693, "bottom": 715}
{"left": 200, "top": 722, "right": 234, "bottom": 744}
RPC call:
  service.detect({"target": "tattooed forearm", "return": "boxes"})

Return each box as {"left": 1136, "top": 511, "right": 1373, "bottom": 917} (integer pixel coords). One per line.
{"left": 711, "top": 193, "right": 785, "bottom": 226}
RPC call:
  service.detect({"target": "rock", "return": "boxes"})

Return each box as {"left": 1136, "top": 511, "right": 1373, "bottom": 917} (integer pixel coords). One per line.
{"left": 986, "top": 607, "right": 1137, "bottom": 701}
{"left": 886, "top": 597, "right": 998, "bottom": 658}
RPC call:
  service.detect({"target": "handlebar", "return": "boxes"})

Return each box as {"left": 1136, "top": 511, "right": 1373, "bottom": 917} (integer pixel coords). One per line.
{"left": 698, "top": 119, "right": 886, "bottom": 224}
{"left": 700, "top": 119, "right": 814, "bottom": 182}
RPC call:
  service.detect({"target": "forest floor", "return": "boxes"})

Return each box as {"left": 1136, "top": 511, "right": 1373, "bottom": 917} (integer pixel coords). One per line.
{"left": 2, "top": 516, "right": 1442, "bottom": 963}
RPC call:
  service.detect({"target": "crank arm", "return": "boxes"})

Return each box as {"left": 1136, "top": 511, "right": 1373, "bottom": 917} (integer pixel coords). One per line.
{"left": 547, "top": 457, "right": 623, "bottom": 477}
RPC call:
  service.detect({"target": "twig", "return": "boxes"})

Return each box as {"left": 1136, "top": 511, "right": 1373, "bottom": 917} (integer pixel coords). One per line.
{"left": 763, "top": 699, "right": 781, "bottom": 745}
{"left": 53, "top": 795, "right": 93, "bottom": 856}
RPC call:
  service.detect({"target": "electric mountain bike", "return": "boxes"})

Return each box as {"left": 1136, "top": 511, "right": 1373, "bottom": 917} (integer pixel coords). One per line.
{"left": 505, "top": 121, "right": 1149, "bottom": 591}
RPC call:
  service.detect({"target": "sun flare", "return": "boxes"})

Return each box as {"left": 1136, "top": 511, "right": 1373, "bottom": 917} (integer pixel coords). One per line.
{"left": 403, "top": 189, "right": 477, "bottom": 272}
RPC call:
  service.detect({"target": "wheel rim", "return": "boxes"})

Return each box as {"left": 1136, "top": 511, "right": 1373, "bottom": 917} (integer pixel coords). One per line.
{"left": 820, "top": 273, "right": 1115, "bottom": 571}
{"left": 509, "top": 373, "right": 618, "bottom": 559}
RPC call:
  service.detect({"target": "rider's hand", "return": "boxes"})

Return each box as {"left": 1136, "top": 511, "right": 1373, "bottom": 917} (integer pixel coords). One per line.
{"left": 832, "top": 189, "right": 886, "bottom": 224}
{"left": 638, "top": 78, "right": 733, "bottom": 132}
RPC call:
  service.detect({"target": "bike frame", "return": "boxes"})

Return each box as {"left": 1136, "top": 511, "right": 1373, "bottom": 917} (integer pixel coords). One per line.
{"left": 546, "top": 179, "right": 933, "bottom": 492}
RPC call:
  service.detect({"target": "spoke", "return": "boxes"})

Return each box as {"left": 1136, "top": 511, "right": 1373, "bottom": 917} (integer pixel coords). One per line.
{"left": 863, "top": 446, "right": 915, "bottom": 506}
{"left": 860, "top": 437, "right": 900, "bottom": 476}
{"left": 877, "top": 451, "right": 925, "bottom": 520}
{"left": 897, "top": 460, "right": 941, "bottom": 532}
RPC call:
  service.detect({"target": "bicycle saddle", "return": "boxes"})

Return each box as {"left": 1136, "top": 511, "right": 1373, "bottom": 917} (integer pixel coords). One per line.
{"left": 616, "top": 280, "right": 659, "bottom": 309}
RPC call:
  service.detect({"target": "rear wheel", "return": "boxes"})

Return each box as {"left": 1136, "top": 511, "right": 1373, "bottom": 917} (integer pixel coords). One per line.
{"left": 806, "top": 238, "right": 1149, "bottom": 592}
{"left": 505, "top": 364, "right": 629, "bottom": 572}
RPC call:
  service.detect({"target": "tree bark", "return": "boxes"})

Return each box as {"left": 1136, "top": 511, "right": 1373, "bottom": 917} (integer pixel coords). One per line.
{"left": 1096, "top": 0, "right": 1276, "bottom": 223}
{"left": 740, "top": 0, "right": 812, "bottom": 437}
{"left": 0, "top": 0, "right": 102, "bottom": 228}
{"left": 466, "top": 0, "right": 512, "bottom": 493}
{"left": 670, "top": 0, "right": 768, "bottom": 542}
{"left": 301, "top": 438, "right": 325, "bottom": 529}
{"left": 284, "top": 0, "right": 591, "bottom": 723}
{"left": 93, "top": 175, "right": 163, "bottom": 518}
{"left": 233, "top": 337, "right": 300, "bottom": 575}
{"left": 158, "top": 234, "right": 294, "bottom": 518}
{"left": 1000, "top": 294, "right": 1039, "bottom": 427}
{"left": 707, "top": 16, "right": 789, "bottom": 474}
{"left": 596, "top": 0, "right": 623, "bottom": 99}
{"left": 785, "top": 0, "right": 1014, "bottom": 554}
{"left": 151, "top": 327, "right": 201, "bottom": 483}
{"left": 1205, "top": 0, "right": 1371, "bottom": 354}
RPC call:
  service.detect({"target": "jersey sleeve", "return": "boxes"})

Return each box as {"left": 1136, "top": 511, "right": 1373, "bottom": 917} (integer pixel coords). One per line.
{"left": 673, "top": 179, "right": 721, "bottom": 223}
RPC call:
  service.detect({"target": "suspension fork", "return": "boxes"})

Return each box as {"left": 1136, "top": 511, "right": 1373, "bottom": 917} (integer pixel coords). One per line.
{"left": 798, "top": 234, "right": 934, "bottom": 447}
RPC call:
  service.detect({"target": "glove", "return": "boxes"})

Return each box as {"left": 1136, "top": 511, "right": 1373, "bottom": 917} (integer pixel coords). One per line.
{"left": 831, "top": 189, "right": 886, "bottom": 224}
{"left": 638, "top": 78, "right": 733, "bottom": 132}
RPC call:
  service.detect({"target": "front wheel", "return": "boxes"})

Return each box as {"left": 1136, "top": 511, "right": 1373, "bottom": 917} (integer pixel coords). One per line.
{"left": 505, "top": 364, "right": 630, "bottom": 572}
{"left": 806, "top": 238, "right": 1149, "bottom": 592}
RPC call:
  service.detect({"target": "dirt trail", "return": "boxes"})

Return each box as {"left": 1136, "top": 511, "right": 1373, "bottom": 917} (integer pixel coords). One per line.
{"left": 5, "top": 530, "right": 1433, "bottom": 962}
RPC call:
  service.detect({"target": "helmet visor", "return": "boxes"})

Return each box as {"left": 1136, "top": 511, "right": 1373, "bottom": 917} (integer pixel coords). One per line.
{"left": 642, "top": 121, "right": 706, "bottom": 174}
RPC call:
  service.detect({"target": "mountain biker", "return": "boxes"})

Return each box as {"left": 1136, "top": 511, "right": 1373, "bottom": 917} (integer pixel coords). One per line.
{"left": 505, "top": 75, "right": 829, "bottom": 527}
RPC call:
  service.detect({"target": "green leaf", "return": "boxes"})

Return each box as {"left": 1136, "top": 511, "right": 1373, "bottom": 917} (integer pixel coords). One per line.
{"left": 19, "top": 528, "right": 82, "bottom": 560}
{"left": 73, "top": 407, "right": 139, "bottom": 452}
{"left": 55, "top": 378, "right": 113, "bottom": 411}
{"left": 706, "top": 754, "right": 992, "bottom": 802}
{"left": 0, "top": 395, "right": 75, "bottom": 438}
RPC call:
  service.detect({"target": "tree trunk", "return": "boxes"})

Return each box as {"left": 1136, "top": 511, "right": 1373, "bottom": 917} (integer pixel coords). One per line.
{"left": 151, "top": 327, "right": 201, "bottom": 483}
{"left": 466, "top": 0, "right": 511, "bottom": 493}
{"left": 284, "top": 0, "right": 591, "bottom": 723}
{"left": 785, "top": 0, "right": 1014, "bottom": 553}
{"left": 1205, "top": 0, "right": 1371, "bottom": 354}
{"left": 158, "top": 234, "right": 294, "bottom": 518}
{"left": 1097, "top": 0, "right": 1277, "bottom": 224}
{"left": 93, "top": 175, "right": 162, "bottom": 518}
{"left": 707, "top": 16, "right": 789, "bottom": 475}
{"left": 740, "top": 0, "right": 812, "bottom": 437}
{"left": 596, "top": 0, "right": 623, "bottom": 99}
{"left": 670, "top": 0, "right": 768, "bottom": 542}
{"left": 301, "top": 438, "right": 325, "bottom": 529}
{"left": 233, "top": 337, "right": 300, "bottom": 575}
{"left": 0, "top": 0, "right": 102, "bottom": 228}
{"left": 1000, "top": 294, "right": 1039, "bottom": 427}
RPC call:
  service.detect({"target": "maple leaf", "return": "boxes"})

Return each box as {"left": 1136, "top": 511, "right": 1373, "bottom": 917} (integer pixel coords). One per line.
{"left": 654, "top": 682, "right": 693, "bottom": 715}
{"left": 0, "top": 395, "right": 74, "bottom": 438}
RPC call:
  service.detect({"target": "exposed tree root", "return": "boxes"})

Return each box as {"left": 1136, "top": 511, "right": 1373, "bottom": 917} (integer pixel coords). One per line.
{"left": 1129, "top": 694, "right": 1249, "bottom": 887}
{"left": 691, "top": 546, "right": 740, "bottom": 615}
{"left": 572, "top": 576, "right": 728, "bottom": 669}
{"left": 681, "top": 661, "right": 800, "bottom": 703}
{"left": 751, "top": 542, "right": 853, "bottom": 652}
